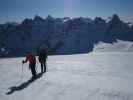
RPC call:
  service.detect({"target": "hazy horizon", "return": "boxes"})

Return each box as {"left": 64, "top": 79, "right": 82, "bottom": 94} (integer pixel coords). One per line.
{"left": 0, "top": 0, "right": 133, "bottom": 24}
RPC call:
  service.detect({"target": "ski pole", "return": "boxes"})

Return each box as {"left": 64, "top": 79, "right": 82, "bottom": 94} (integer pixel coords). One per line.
{"left": 20, "top": 63, "right": 24, "bottom": 80}
{"left": 15, "top": 63, "right": 24, "bottom": 85}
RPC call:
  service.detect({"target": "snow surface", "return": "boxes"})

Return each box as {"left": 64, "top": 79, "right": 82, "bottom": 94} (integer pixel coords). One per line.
{"left": 94, "top": 40, "right": 133, "bottom": 52}
{"left": 0, "top": 51, "right": 133, "bottom": 100}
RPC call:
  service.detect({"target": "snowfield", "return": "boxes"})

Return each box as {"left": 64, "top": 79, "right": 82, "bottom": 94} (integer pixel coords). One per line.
{"left": 0, "top": 51, "right": 133, "bottom": 100}
{"left": 94, "top": 40, "right": 133, "bottom": 52}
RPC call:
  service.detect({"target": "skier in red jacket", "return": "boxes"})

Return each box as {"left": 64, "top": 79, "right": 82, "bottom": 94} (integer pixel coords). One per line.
{"left": 22, "top": 52, "right": 37, "bottom": 78}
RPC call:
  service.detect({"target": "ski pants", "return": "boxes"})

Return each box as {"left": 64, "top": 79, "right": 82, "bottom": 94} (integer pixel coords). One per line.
{"left": 40, "top": 59, "right": 46, "bottom": 73}
{"left": 29, "top": 63, "right": 36, "bottom": 77}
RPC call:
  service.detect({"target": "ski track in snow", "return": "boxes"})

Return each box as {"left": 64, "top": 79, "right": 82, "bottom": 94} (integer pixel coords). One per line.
{"left": 0, "top": 52, "right": 133, "bottom": 100}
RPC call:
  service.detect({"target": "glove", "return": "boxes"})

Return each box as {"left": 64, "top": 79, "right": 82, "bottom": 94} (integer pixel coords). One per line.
{"left": 22, "top": 60, "right": 25, "bottom": 64}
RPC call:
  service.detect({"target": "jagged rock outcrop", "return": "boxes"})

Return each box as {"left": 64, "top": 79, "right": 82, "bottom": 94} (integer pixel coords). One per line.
{"left": 0, "top": 14, "right": 132, "bottom": 57}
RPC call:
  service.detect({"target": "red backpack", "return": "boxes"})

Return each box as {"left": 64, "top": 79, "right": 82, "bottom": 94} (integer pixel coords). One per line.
{"left": 26, "top": 53, "right": 36, "bottom": 64}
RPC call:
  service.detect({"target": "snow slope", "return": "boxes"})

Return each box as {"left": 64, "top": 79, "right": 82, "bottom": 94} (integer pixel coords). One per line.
{"left": 94, "top": 40, "right": 133, "bottom": 52}
{"left": 0, "top": 51, "right": 133, "bottom": 100}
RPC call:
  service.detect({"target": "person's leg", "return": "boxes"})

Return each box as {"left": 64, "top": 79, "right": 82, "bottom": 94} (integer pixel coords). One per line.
{"left": 30, "top": 63, "right": 36, "bottom": 77}
{"left": 41, "top": 62, "right": 43, "bottom": 73}
{"left": 43, "top": 59, "right": 46, "bottom": 73}
{"left": 33, "top": 63, "right": 36, "bottom": 76}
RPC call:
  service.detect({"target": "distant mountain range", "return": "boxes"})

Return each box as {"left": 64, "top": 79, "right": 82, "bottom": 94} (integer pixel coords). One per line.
{"left": 0, "top": 14, "right": 133, "bottom": 57}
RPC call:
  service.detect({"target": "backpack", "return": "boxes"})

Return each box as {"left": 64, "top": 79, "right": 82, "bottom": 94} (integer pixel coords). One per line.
{"left": 38, "top": 49, "right": 47, "bottom": 62}
{"left": 27, "top": 53, "right": 36, "bottom": 64}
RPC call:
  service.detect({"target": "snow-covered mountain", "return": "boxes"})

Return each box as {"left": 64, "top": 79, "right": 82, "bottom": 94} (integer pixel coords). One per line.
{"left": 93, "top": 40, "right": 133, "bottom": 52}
{"left": 0, "top": 14, "right": 133, "bottom": 57}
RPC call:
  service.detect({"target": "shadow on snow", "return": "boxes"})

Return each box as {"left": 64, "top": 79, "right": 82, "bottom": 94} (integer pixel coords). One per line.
{"left": 6, "top": 73, "right": 43, "bottom": 95}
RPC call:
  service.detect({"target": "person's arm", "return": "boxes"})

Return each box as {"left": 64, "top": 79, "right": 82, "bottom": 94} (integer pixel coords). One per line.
{"left": 22, "top": 56, "right": 28, "bottom": 64}
{"left": 45, "top": 50, "right": 48, "bottom": 59}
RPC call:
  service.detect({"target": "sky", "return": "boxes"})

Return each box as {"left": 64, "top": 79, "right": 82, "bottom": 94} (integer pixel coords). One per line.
{"left": 0, "top": 0, "right": 133, "bottom": 23}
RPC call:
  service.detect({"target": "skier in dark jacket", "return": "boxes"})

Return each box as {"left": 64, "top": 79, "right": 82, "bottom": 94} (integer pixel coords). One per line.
{"left": 22, "top": 52, "right": 37, "bottom": 78}
{"left": 38, "top": 49, "right": 48, "bottom": 73}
